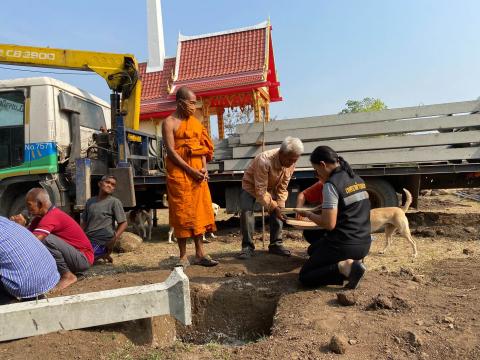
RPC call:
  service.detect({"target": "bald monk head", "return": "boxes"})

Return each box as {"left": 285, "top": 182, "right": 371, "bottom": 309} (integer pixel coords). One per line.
{"left": 176, "top": 86, "right": 197, "bottom": 118}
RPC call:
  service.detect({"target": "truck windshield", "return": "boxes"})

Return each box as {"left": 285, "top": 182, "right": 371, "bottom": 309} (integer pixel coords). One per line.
{"left": 0, "top": 91, "right": 25, "bottom": 168}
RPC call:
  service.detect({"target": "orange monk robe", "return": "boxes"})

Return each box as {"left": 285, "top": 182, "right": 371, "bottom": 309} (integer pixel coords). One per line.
{"left": 166, "top": 115, "right": 217, "bottom": 238}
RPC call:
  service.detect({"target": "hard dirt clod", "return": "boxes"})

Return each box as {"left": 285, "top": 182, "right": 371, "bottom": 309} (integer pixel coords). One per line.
{"left": 329, "top": 334, "right": 348, "bottom": 354}
{"left": 336, "top": 292, "right": 357, "bottom": 306}
{"left": 367, "top": 294, "right": 393, "bottom": 310}
{"left": 406, "top": 331, "right": 423, "bottom": 347}
{"left": 115, "top": 232, "right": 143, "bottom": 253}
{"left": 463, "top": 226, "right": 476, "bottom": 234}
{"left": 463, "top": 248, "right": 474, "bottom": 255}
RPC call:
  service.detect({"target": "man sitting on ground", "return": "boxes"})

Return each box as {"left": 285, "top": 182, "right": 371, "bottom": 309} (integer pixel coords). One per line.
{"left": 0, "top": 216, "right": 59, "bottom": 304}
{"left": 81, "top": 175, "right": 127, "bottom": 262}
{"left": 12, "top": 188, "right": 94, "bottom": 290}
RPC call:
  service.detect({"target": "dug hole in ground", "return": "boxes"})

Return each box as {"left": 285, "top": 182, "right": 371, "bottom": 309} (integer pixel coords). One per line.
{"left": 0, "top": 190, "right": 479, "bottom": 359}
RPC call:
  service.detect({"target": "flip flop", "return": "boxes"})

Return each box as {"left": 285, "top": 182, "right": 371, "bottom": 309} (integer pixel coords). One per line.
{"left": 174, "top": 258, "right": 190, "bottom": 268}
{"left": 193, "top": 255, "right": 219, "bottom": 267}
{"left": 345, "top": 261, "right": 366, "bottom": 289}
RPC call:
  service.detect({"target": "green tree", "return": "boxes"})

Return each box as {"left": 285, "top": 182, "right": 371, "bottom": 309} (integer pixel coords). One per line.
{"left": 340, "top": 97, "right": 387, "bottom": 114}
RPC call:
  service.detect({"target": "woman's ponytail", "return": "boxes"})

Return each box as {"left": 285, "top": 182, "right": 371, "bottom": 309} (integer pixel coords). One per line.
{"left": 338, "top": 156, "right": 354, "bottom": 178}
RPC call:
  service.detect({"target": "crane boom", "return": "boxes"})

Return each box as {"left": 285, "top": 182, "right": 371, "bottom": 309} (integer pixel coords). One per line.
{"left": 0, "top": 44, "right": 141, "bottom": 130}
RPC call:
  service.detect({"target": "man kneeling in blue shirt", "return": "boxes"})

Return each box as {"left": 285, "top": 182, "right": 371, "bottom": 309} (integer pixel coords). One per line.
{"left": 0, "top": 216, "right": 59, "bottom": 304}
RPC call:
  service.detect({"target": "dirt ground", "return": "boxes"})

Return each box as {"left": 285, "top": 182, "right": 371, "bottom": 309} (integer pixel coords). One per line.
{"left": 1, "top": 190, "right": 479, "bottom": 359}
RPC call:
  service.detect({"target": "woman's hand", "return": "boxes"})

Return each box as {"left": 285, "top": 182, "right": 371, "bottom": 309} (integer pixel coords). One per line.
{"left": 295, "top": 209, "right": 311, "bottom": 220}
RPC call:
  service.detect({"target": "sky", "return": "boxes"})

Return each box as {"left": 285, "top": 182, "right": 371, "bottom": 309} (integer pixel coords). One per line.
{"left": 1, "top": 0, "right": 480, "bottom": 120}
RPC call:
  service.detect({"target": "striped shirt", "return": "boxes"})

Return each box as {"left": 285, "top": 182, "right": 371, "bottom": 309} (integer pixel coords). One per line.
{"left": 0, "top": 216, "right": 59, "bottom": 298}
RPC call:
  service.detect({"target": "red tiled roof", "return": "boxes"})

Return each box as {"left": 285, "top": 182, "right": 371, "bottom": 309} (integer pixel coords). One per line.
{"left": 140, "top": 21, "right": 281, "bottom": 118}
{"left": 139, "top": 58, "right": 176, "bottom": 116}
{"left": 175, "top": 28, "right": 266, "bottom": 81}
{"left": 139, "top": 57, "right": 176, "bottom": 100}
{"left": 174, "top": 71, "right": 264, "bottom": 93}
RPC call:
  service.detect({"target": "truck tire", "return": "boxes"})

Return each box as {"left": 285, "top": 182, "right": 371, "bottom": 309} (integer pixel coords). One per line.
{"left": 8, "top": 194, "right": 27, "bottom": 218}
{"left": 365, "top": 178, "right": 398, "bottom": 209}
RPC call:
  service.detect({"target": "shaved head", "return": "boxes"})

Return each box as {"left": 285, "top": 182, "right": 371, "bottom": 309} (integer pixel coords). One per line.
{"left": 176, "top": 86, "right": 195, "bottom": 102}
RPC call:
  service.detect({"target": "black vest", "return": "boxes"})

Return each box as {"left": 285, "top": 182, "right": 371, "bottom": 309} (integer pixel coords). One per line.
{"left": 326, "top": 167, "right": 371, "bottom": 246}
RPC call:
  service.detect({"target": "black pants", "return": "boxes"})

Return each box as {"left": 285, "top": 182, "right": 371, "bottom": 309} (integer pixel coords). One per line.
{"left": 0, "top": 280, "right": 16, "bottom": 305}
{"left": 239, "top": 189, "right": 283, "bottom": 250}
{"left": 299, "top": 234, "right": 371, "bottom": 287}
{"left": 43, "top": 234, "right": 90, "bottom": 275}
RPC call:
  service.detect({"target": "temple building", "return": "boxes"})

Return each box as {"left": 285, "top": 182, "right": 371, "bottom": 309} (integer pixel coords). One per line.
{"left": 139, "top": 20, "right": 281, "bottom": 139}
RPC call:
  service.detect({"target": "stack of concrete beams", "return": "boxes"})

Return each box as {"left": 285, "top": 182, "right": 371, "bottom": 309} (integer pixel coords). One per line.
{"left": 212, "top": 100, "right": 480, "bottom": 172}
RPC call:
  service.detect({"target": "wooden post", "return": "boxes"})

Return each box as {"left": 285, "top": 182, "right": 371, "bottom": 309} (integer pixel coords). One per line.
{"left": 264, "top": 102, "right": 270, "bottom": 122}
{"left": 252, "top": 90, "right": 261, "bottom": 123}
{"left": 202, "top": 100, "right": 211, "bottom": 135}
{"left": 217, "top": 108, "right": 225, "bottom": 140}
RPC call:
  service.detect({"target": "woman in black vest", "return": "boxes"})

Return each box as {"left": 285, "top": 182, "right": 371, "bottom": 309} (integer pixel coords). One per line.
{"left": 296, "top": 146, "right": 371, "bottom": 289}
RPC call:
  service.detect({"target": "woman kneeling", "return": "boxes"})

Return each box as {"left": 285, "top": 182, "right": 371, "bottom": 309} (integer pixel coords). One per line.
{"left": 296, "top": 146, "right": 371, "bottom": 289}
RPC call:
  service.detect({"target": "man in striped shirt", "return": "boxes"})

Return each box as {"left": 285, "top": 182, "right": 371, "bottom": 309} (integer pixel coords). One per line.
{"left": 0, "top": 216, "right": 59, "bottom": 304}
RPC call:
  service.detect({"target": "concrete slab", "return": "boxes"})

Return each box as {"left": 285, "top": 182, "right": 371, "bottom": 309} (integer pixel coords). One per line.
{"left": 0, "top": 267, "right": 191, "bottom": 342}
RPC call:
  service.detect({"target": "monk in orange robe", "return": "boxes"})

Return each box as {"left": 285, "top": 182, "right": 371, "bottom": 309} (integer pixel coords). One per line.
{"left": 162, "top": 86, "right": 218, "bottom": 267}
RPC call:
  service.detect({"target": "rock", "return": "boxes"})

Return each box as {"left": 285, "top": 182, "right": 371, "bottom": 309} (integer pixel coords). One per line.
{"left": 406, "top": 331, "right": 423, "bottom": 347}
{"left": 329, "top": 334, "right": 348, "bottom": 354}
{"left": 412, "top": 275, "right": 424, "bottom": 283}
{"left": 463, "top": 248, "right": 474, "bottom": 255}
{"left": 420, "top": 190, "right": 431, "bottom": 196}
{"left": 114, "top": 232, "right": 143, "bottom": 252}
{"left": 430, "top": 189, "right": 441, "bottom": 196}
{"left": 336, "top": 292, "right": 357, "bottom": 306}
{"left": 392, "top": 335, "right": 402, "bottom": 344}
{"left": 464, "top": 227, "right": 476, "bottom": 234}
{"left": 419, "top": 229, "right": 436, "bottom": 238}
{"left": 436, "top": 229, "right": 446, "bottom": 236}
{"left": 442, "top": 316, "right": 454, "bottom": 324}
{"left": 438, "top": 189, "right": 450, "bottom": 195}
{"left": 367, "top": 294, "right": 393, "bottom": 310}
{"left": 348, "top": 339, "right": 358, "bottom": 345}
{"left": 448, "top": 324, "right": 455, "bottom": 329}
{"left": 415, "top": 320, "right": 424, "bottom": 326}
{"left": 400, "top": 267, "right": 414, "bottom": 277}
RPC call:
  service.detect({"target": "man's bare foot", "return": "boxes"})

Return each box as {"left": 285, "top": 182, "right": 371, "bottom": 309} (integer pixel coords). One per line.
{"left": 54, "top": 271, "right": 77, "bottom": 291}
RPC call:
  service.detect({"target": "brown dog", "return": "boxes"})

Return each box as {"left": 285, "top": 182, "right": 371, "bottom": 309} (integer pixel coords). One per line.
{"left": 370, "top": 189, "right": 417, "bottom": 258}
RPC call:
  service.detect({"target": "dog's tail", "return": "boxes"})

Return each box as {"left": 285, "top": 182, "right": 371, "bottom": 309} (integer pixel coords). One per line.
{"left": 401, "top": 188, "right": 412, "bottom": 213}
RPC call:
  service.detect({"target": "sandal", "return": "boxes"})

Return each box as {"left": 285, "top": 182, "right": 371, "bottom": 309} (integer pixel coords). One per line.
{"left": 193, "top": 255, "right": 219, "bottom": 267}
{"left": 174, "top": 258, "right": 190, "bottom": 268}
{"left": 268, "top": 244, "right": 292, "bottom": 257}
{"left": 345, "top": 261, "right": 366, "bottom": 289}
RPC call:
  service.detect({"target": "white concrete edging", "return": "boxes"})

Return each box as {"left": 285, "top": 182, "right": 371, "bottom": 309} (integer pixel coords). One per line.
{"left": 0, "top": 267, "right": 191, "bottom": 342}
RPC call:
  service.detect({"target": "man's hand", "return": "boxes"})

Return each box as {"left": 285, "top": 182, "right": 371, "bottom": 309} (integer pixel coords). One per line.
{"left": 188, "top": 167, "right": 207, "bottom": 182}
{"left": 106, "top": 236, "right": 117, "bottom": 253}
{"left": 201, "top": 168, "right": 209, "bottom": 181}
{"left": 10, "top": 214, "right": 26, "bottom": 226}
{"left": 273, "top": 206, "right": 287, "bottom": 221}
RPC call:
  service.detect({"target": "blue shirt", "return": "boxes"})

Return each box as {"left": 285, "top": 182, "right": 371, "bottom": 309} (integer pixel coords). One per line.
{"left": 0, "top": 216, "right": 59, "bottom": 298}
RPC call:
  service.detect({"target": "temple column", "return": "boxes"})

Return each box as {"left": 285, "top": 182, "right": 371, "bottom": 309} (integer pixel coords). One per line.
{"left": 216, "top": 108, "right": 225, "bottom": 140}
{"left": 201, "top": 100, "right": 211, "bottom": 136}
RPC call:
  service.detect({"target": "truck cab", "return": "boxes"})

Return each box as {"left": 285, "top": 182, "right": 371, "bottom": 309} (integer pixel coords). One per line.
{"left": 0, "top": 77, "right": 111, "bottom": 216}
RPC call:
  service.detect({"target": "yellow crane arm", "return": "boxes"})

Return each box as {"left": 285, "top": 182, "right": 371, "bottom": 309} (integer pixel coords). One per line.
{"left": 0, "top": 44, "right": 141, "bottom": 130}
